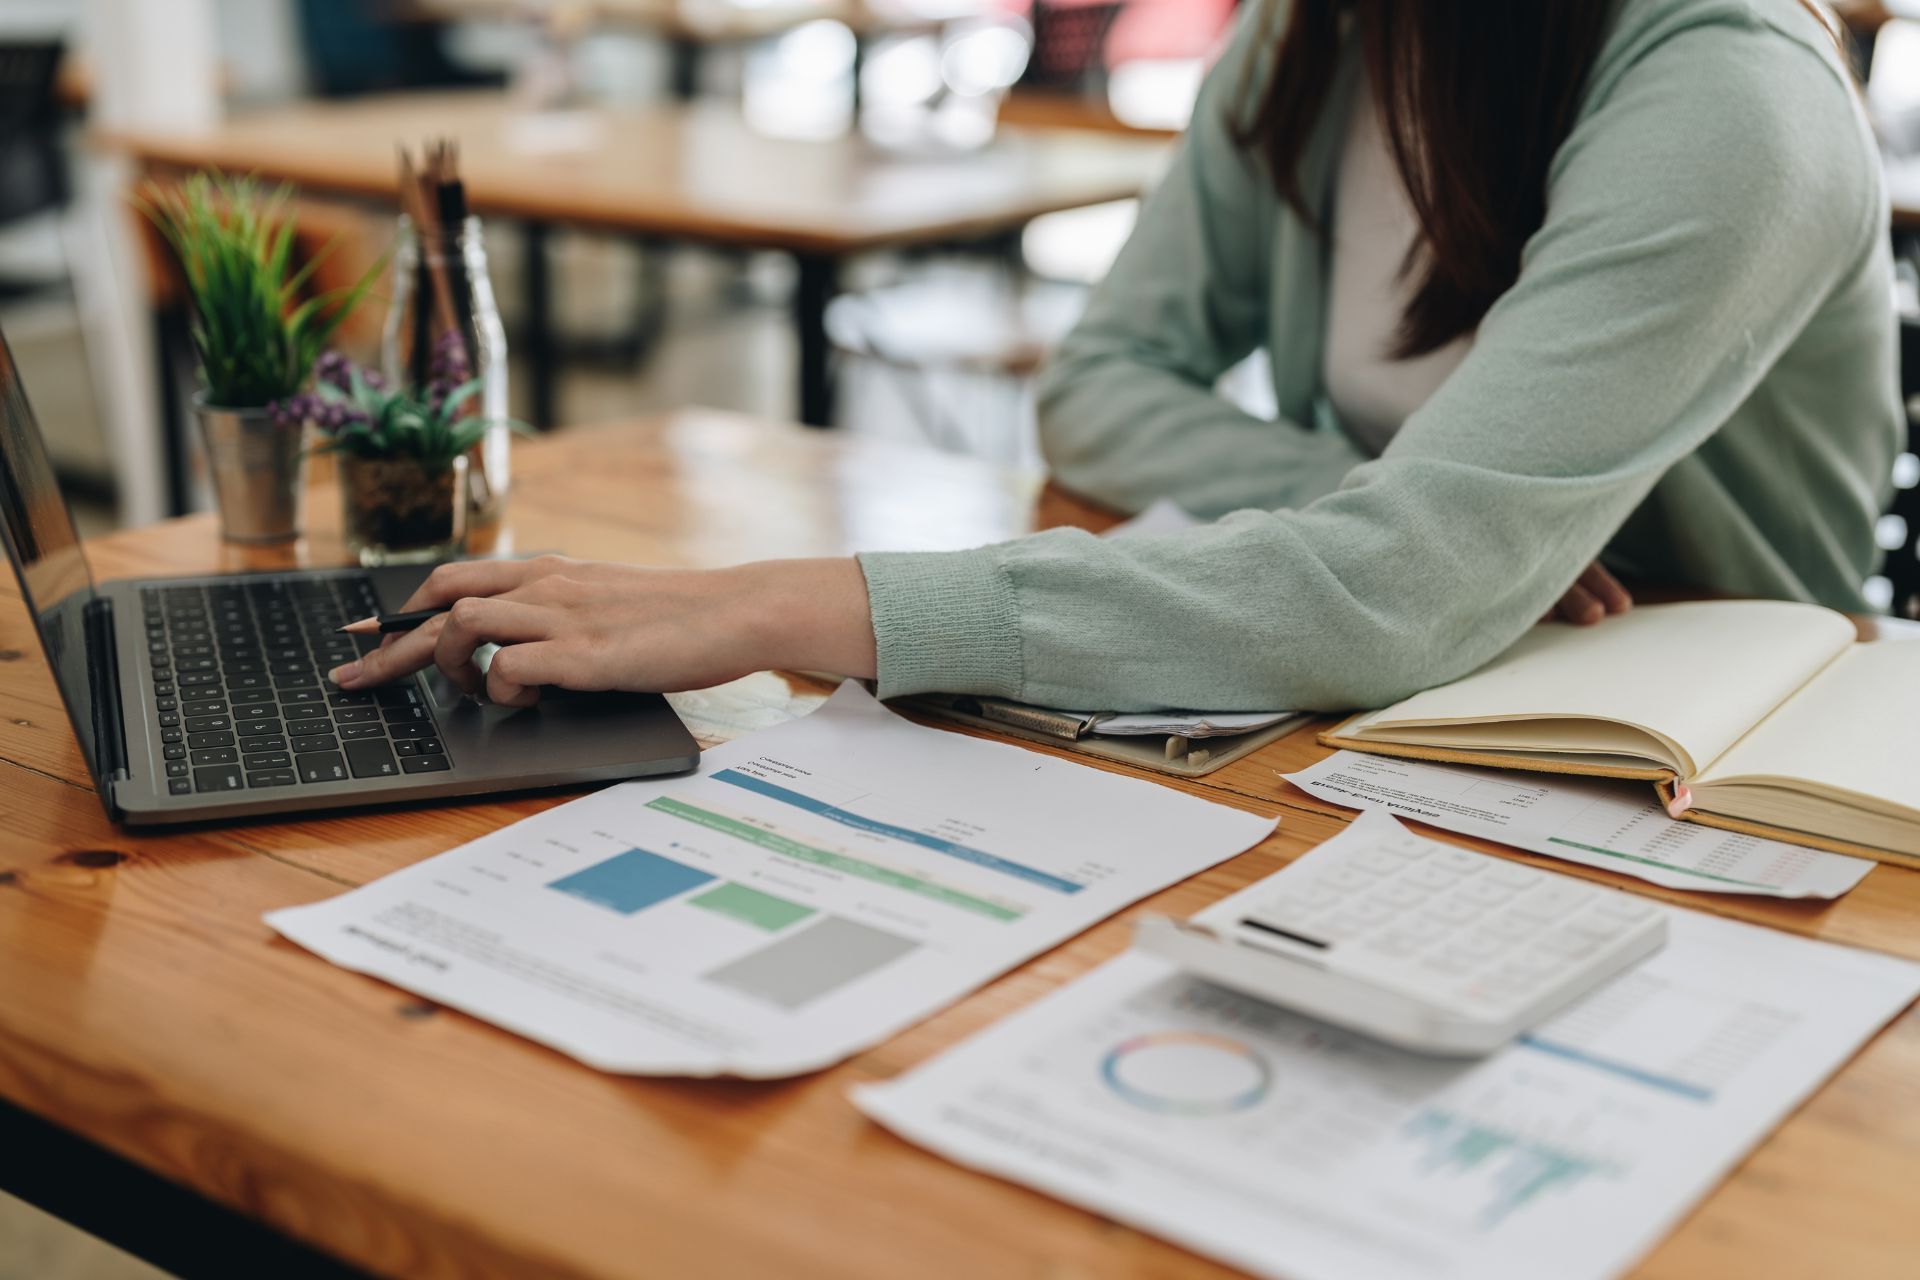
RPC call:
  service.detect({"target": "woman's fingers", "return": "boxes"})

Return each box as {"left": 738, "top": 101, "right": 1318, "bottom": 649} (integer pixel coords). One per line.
{"left": 394, "top": 556, "right": 566, "bottom": 614}
{"left": 435, "top": 597, "right": 555, "bottom": 694}
{"left": 1579, "top": 562, "right": 1633, "bottom": 615}
{"left": 331, "top": 614, "right": 448, "bottom": 688}
{"left": 1557, "top": 583, "right": 1605, "bottom": 625}
{"left": 485, "top": 641, "right": 571, "bottom": 708}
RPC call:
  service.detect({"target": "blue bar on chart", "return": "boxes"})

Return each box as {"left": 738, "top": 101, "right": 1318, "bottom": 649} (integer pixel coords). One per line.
{"left": 549, "top": 848, "right": 715, "bottom": 915}
{"left": 711, "top": 768, "right": 1083, "bottom": 894}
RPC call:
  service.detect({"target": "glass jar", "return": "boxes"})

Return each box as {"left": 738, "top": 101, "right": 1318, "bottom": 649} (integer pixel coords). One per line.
{"left": 340, "top": 453, "right": 469, "bottom": 567}
{"left": 381, "top": 215, "right": 510, "bottom": 526}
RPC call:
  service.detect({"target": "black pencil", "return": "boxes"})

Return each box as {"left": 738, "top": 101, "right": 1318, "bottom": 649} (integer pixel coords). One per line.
{"left": 336, "top": 606, "right": 451, "bottom": 636}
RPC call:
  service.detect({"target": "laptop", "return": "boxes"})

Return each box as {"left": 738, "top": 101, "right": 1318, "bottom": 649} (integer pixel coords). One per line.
{"left": 0, "top": 324, "right": 700, "bottom": 825}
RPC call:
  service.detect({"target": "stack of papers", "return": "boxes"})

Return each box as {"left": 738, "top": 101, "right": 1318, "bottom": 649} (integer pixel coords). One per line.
{"left": 856, "top": 814, "right": 1920, "bottom": 1280}
{"left": 266, "top": 685, "right": 1276, "bottom": 1077}
{"left": 1286, "top": 751, "right": 1875, "bottom": 899}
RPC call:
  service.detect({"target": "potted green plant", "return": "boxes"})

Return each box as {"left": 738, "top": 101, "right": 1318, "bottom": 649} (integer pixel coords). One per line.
{"left": 137, "top": 174, "right": 380, "bottom": 543}
{"left": 278, "top": 345, "right": 528, "bottom": 565}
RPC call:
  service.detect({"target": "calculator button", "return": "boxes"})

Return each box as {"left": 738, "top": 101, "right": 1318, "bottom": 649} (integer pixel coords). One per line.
{"left": 1458, "top": 880, "right": 1515, "bottom": 907}
{"left": 1509, "top": 884, "right": 1591, "bottom": 921}
{"left": 1375, "top": 883, "right": 1426, "bottom": 909}
{"left": 1350, "top": 849, "right": 1405, "bottom": 876}
{"left": 1314, "top": 866, "right": 1374, "bottom": 894}
{"left": 1379, "top": 835, "right": 1431, "bottom": 861}
{"left": 1405, "top": 863, "right": 1462, "bottom": 891}
{"left": 1532, "top": 932, "right": 1603, "bottom": 960}
{"left": 1594, "top": 894, "right": 1658, "bottom": 922}
{"left": 1433, "top": 849, "right": 1485, "bottom": 875}
{"left": 1486, "top": 863, "right": 1544, "bottom": 889}
{"left": 1422, "top": 898, "right": 1481, "bottom": 927}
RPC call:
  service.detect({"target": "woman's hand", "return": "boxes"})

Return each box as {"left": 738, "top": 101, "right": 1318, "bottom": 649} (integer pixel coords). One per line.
{"left": 1547, "top": 561, "right": 1633, "bottom": 626}
{"left": 327, "top": 555, "right": 877, "bottom": 707}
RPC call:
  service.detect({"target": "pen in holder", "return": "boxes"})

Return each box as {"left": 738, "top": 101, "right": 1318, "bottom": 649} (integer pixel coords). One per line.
{"left": 383, "top": 143, "right": 512, "bottom": 528}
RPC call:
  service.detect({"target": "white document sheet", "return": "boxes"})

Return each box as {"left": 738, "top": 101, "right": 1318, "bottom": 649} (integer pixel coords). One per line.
{"left": 265, "top": 684, "right": 1276, "bottom": 1078}
{"left": 1284, "top": 751, "right": 1873, "bottom": 899}
{"left": 855, "top": 816, "right": 1920, "bottom": 1280}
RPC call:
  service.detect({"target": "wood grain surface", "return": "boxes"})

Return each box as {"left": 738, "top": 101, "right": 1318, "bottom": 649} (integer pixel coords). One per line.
{"left": 1, "top": 410, "right": 1915, "bottom": 1279}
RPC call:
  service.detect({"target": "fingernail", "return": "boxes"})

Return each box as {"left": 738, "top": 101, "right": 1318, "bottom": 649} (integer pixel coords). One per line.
{"left": 328, "top": 661, "right": 363, "bottom": 687}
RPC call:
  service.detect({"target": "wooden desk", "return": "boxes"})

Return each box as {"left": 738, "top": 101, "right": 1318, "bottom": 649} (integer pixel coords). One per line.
{"left": 3, "top": 411, "right": 1919, "bottom": 1279}
{"left": 95, "top": 94, "right": 1169, "bottom": 432}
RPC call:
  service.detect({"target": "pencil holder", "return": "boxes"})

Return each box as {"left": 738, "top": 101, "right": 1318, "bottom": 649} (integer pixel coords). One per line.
{"left": 381, "top": 215, "right": 510, "bottom": 527}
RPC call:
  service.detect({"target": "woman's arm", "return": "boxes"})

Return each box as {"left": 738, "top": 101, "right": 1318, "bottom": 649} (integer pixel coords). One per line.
{"left": 1035, "top": 7, "right": 1371, "bottom": 519}
{"left": 330, "top": 557, "right": 875, "bottom": 704}
{"left": 859, "top": 16, "right": 1887, "bottom": 711}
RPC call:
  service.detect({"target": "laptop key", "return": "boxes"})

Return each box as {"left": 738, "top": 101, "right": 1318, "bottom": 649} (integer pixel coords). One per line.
{"left": 158, "top": 712, "right": 180, "bottom": 728}
{"left": 188, "top": 731, "right": 235, "bottom": 749}
{"left": 285, "top": 704, "right": 329, "bottom": 721}
{"left": 334, "top": 705, "right": 379, "bottom": 724}
{"left": 415, "top": 737, "right": 444, "bottom": 755}
{"left": 229, "top": 687, "right": 275, "bottom": 705}
{"left": 244, "top": 751, "right": 292, "bottom": 769}
{"left": 234, "top": 718, "right": 280, "bottom": 738}
{"left": 194, "top": 765, "right": 245, "bottom": 793}
{"left": 345, "top": 739, "right": 400, "bottom": 779}
{"left": 226, "top": 673, "right": 269, "bottom": 691}
{"left": 296, "top": 752, "right": 349, "bottom": 784}
{"left": 401, "top": 753, "right": 451, "bottom": 774}
{"left": 169, "top": 779, "right": 192, "bottom": 795}
{"left": 281, "top": 688, "right": 326, "bottom": 705}
{"left": 160, "top": 728, "right": 183, "bottom": 744}
{"left": 240, "top": 736, "right": 287, "bottom": 753}
{"left": 390, "top": 722, "right": 432, "bottom": 739}
{"left": 292, "top": 734, "right": 340, "bottom": 754}
{"left": 247, "top": 769, "right": 297, "bottom": 788}
{"left": 190, "top": 747, "right": 238, "bottom": 766}
{"left": 328, "top": 691, "right": 376, "bottom": 708}
{"left": 383, "top": 703, "right": 430, "bottom": 724}
{"left": 338, "top": 722, "right": 385, "bottom": 741}
{"left": 394, "top": 740, "right": 420, "bottom": 756}
{"left": 184, "top": 714, "right": 231, "bottom": 733}
{"left": 162, "top": 743, "right": 186, "bottom": 760}
{"left": 164, "top": 761, "right": 189, "bottom": 778}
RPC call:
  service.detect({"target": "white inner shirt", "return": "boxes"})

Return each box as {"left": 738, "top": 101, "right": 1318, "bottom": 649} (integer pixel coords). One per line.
{"left": 1322, "top": 79, "right": 1474, "bottom": 455}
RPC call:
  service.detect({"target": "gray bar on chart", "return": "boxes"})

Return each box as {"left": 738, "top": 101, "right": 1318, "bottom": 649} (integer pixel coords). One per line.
{"left": 704, "top": 916, "right": 919, "bottom": 1010}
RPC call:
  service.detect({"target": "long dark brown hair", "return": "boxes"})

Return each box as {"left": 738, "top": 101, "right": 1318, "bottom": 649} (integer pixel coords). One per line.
{"left": 1238, "top": 0, "right": 1841, "bottom": 359}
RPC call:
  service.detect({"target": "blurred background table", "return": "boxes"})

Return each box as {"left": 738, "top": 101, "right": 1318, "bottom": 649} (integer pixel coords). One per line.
{"left": 98, "top": 93, "right": 1170, "bottom": 437}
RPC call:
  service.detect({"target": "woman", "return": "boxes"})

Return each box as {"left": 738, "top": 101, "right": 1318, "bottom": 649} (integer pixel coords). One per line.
{"left": 332, "top": 0, "right": 1900, "bottom": 713}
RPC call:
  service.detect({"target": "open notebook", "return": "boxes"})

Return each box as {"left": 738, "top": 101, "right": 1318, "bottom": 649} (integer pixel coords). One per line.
{"left": 1321, "top": 601, "right": 1920, "bottom": 863}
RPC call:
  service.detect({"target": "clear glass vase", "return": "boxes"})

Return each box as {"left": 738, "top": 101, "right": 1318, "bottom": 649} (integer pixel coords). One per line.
{"left": 381, "top": 215, "right": 510, "bottom": 526}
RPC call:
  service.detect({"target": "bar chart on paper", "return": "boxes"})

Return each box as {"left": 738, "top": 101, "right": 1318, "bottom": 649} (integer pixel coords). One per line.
{"left": 268, "top": 683, "right": 1276, "bottom": 1076}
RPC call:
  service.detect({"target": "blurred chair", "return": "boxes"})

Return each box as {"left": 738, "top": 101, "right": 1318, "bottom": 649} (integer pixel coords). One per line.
{"left": 825, "top": 265, "right": 1085, "bottom": 463}
{"left": 1022, "top": 1, "right": 1126, "bottom": 95}
{"left": 295, "top": 0, "right": 504, "bottom": 99}
{"left": 0, "top": 41, "right": 69, "bottom": 302}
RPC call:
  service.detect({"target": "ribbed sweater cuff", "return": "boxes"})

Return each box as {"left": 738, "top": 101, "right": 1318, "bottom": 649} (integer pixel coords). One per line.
{"left": 857, "top": 549, "right": 1023, "bottom": 701}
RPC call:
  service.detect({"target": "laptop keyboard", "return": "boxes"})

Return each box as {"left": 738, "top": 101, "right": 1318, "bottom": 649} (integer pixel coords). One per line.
{"left": 140, "top": 574, "right": 453, "bottom": 797}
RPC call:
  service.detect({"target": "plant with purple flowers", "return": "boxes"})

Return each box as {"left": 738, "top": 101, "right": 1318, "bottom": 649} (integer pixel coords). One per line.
{"left": 270, "top": 347, "right": 526, "bottom": 474}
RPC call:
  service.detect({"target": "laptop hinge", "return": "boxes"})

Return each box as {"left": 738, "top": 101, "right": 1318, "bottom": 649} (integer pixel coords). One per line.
{"left": 83, "top": 596, "right": 129, "bottom": 786}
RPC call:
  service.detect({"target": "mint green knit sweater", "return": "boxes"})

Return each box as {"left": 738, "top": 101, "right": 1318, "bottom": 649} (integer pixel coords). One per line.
{"left": 858, "top": 0, "right": 1901, "bottom": 712}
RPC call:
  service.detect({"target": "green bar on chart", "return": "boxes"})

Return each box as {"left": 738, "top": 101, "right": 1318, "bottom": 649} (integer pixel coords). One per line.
{"left": 691, "top": 882, "right": 816, "bottom": 932}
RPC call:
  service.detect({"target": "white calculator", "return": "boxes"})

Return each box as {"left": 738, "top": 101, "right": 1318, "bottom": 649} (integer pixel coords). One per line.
{"left": 1136, "top": 812, "right": 1668, "bottom": 1056}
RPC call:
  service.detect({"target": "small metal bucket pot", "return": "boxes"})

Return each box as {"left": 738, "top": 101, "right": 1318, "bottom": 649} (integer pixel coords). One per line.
{"left": 193, "top": 396, "right": 307, "bottom": 544}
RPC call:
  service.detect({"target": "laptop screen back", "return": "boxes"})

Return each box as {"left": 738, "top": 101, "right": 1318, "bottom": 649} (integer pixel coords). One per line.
{"left": 0, "top": 325, "right": 100, "bottom": 775}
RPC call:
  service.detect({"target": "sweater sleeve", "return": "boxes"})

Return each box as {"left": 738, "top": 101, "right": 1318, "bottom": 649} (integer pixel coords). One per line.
{"left": 861, "top": 17, "right": 1881, "bottom": 711}
{"left": 1033, "top": 8, "right": 1371, "bottom": 519}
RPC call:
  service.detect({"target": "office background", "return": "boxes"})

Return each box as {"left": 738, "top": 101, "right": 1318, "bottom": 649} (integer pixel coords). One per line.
{"left": 0, "top": 2, "right": 1917, "bottom": 1272}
